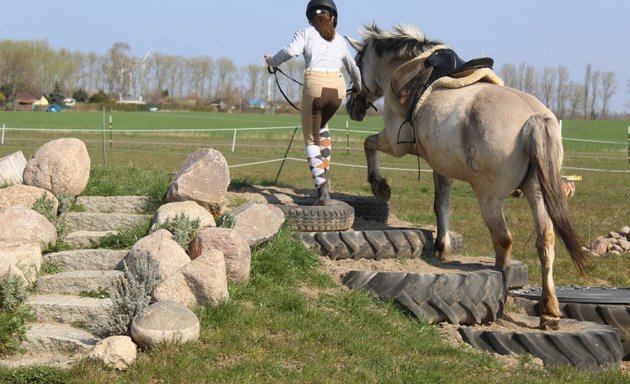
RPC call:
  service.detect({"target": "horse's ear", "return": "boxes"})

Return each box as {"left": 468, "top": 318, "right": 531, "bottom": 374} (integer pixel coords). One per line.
{"left": 344, "top": 36, "right": 364, "bottom": 52}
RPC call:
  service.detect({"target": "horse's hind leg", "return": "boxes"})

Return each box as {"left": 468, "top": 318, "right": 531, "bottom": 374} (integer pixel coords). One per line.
{"left": 364, "top": 132, "right": 392, "bottom": 201}
{"left": 478, "top": 196, "right": 513, "bottom": 270}
{"left": 433, "top": 172, "right": 453, "bottom": 260}
{"left": 521, "top": 177, "right": 562, "bottom": 330}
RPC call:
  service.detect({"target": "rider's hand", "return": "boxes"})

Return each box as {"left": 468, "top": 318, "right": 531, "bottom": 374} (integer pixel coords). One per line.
{"left": 264, "top": 54, "right": 273, "bottom": 66}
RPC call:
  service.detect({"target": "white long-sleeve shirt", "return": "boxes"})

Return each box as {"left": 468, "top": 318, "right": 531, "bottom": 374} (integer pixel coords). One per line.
{"left": 268, "top": 26, "right": 362, "bottom": 92}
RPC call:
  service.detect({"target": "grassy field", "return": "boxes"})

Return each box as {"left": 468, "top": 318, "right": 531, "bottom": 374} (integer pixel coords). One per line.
{"left": 0, "top": 111, "right": 629, "bottom": 383}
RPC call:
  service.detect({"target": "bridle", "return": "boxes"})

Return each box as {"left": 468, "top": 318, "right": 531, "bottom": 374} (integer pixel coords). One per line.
{"left": 351, "top": 47, "right": 379, "bottom": 113}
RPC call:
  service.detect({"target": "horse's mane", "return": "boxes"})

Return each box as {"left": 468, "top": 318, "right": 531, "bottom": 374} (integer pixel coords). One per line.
{"left": 360, "top": 23, "right": 443, "bottom": 58}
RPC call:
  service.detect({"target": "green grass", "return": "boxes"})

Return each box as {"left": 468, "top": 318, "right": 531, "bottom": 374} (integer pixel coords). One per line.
{"left": 0, "top": 112, "right": 628, "bottom": 382}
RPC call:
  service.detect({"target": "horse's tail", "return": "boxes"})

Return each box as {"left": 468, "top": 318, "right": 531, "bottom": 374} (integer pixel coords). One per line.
{"left": 523, "top": 114, "right": 588, "bottom": 276}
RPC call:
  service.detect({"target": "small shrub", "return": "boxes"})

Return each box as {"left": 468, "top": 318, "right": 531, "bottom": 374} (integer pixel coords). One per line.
{"left": 153, "top": 213, "right": 200, "bottom": 249}
{"left": 79, "top": 288, "right": 110, "bottom": 299}
{"left": 217, "top": 211, "right": 235, "bottom": 229}
{"left": 31, "top": 193, "right": 70, "bottom": 244}
{"left": 90, "top": 253, "right": 161, "bottom": 338}
{"left": 38, "top": 262, "right": 65, "bottom": 276}
{"left": 0, "top": 275, "right": 34, "bottom": 357}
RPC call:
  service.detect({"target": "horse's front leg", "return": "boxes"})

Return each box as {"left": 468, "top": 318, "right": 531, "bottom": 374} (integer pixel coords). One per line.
{"left": 433, "top": 172, "right": 453, "bottom": 260}
{"left": 364, "top": 132, "right": 392, "bottom": 202}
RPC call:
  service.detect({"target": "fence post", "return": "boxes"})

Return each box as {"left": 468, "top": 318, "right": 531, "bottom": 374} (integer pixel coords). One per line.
{"left": 346, "top": 120, "right": 350, "bottom": 154}
{"left": 101, "top": 107, "right": 106, "bottom": 165}
{"left": 1, "top": 124, "right": 5, "bottom": 145}
{"left": 627, "top": 125, "right": 629, "bottom": 164}
{"left": 232, "top": 129, "right": 237, "bottom": 152}
{"left": 109, "top": 114, "right": 113, "bottom": 148}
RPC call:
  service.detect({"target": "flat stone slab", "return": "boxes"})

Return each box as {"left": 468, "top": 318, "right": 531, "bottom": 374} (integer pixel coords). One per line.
{"left": 28, "top": 294, "right": 113, "bottom": 324}
{"left": 65, "top": 230, "right": 117, "bottom": 248}
{"left": 20, "top": 322, "right": 100, "bottom": 355}
{"left": 36, "top": 270, "right": 124, "bottom": 295}
{"left": 75, "top": 195, "right": 151, "bottom": 214}
{"left": 43, "top": 249, "right": 128, "bottom": 271}
{"left": 0, "top": 151, "right": 27, "bottom": 185}
{"left": 66, "top": 212, "right": 151, "bottom": 232}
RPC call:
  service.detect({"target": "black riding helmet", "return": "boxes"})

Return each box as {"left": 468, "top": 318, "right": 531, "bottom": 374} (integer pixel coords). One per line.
{"left": 306, "top": 0, "right": 338, "bottom": 28}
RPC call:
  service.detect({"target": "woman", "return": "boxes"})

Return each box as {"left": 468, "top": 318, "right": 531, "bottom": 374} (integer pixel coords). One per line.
{"left": 265, "top": 0, "right": 362, "bottom": 206}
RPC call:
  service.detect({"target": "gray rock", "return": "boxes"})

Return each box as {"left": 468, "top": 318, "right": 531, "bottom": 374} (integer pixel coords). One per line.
{"left": 0, "top": 151, "right": 27, "bottom": 185}
{"left": 0, "top": 249, "right": 27, "bottom": 284}
{"left": 189, "top": 227, "right": 251, "bottom": 282}
{"left": 87, "top": 336, "right": 137, "bottom": 370}
{"left": 0, "top": 242, "right": 42, "bottom": 284}
{"left": 23, "top": 138, "right": 91, "bottom": 196}
{"left": 64, "top": 230, "right": 117, "bottom": 248}
{"left": 0, "top": 184, "right": 58, "bottom": 212}
{"left": 130, "top": 301, "right": 200, "bottom": 349}
{"left": 152, "top": 249, "right": 228, "bottom": 307}
{"left": 150, "top": 201, "right": 216, "bottom": 232}
{"left": 232, "top": 202, "right": 284, "bottom": 247}
{"left": 22, "top": 323, "right": 99, "bottom": 355}
{"left": 0, "top": 206, "right": 57, "bottom": 250}
{"left": 166, "top": 148, "right": 230, "bottom": 216}
{"left": 125, "top": 229, "right": 190, "bottom": 281}
{"left": 43, "top": 249, "right": 128, "bottom": 271}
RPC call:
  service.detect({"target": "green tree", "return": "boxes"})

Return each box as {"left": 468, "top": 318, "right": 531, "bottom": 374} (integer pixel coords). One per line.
{"left": 89, "top": 89, "right": 111, "bottom": 103}
{"left": 72, "top": 88, "right": 88, "bottom": 103}
{"left": 47, "top": 82, "right": 64, "bottom": 105}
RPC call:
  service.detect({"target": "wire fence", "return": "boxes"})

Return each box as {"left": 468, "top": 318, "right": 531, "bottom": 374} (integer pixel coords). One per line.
{"left": 1, "top": 123, "right": 629, "bottom": 176}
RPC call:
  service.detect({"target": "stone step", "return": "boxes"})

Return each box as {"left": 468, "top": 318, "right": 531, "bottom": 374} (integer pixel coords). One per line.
{"left": 65, "top": 230, "right": 117, "bottom": 248}
{"left": 0, "top": 352, "right": 83, "bottom": 369}
{"left": 36, "top": 270, "right": 124, "bottom": 295}
{"left": 43, "top": 249, "right": 127, "bottom": 271}
{"left": 27, "top": 294, "right": 113, "bottom": 325}
{"left": 75, "top": 195, "right": 152, "bottom": 214}
{"left": 21, "top": 322, "right": 99, "bottom": 355}
{"left": 66, "top": 212, "right": 152, "bottom": 232}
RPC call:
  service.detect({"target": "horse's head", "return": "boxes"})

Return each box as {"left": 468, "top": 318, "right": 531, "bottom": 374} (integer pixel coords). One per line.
{"left": 345, "top": 23, "right": 444, "bottom": 121}
{"left": 344, "top": 34, "right": 381, "bottom": 121}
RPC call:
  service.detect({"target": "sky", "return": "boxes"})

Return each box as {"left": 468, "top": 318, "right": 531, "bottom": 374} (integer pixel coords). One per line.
{"left": 2, "top": 0, "right": 629, "bottom": 112}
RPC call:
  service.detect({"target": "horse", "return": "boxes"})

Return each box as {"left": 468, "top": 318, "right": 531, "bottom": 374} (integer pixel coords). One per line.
{"left": 344, "top": 23, "right": 588, "bottom": 330}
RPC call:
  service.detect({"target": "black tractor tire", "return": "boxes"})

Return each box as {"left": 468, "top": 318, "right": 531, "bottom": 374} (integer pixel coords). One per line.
{"left": 333, "top": 194, "right": 389, "bottom": 224}
{"left": 459, "top": 315, "right": 623, "bottom": 371}
{"left": 343, "top": 269, "right": 506, "bottom": 325}
{"left": 511, "top": 289, "right": 630, "bottom": 361}
{"left": 275, "top": 202, "right": 354, "bottom": 232}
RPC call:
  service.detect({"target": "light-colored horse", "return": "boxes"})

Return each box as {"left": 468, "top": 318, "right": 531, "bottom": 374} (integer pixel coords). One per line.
{"left": 345, "top": 24, "right": 588, "bottom": 330}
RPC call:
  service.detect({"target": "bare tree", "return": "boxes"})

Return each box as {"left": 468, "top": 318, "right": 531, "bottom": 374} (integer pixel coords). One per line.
{"left": 216, "top": 57, "right": 237, "bottom": 99}
{"left": 589, "top": 69, "right": 602, "bottom": 119}
{"left": 244, "top": 64, "right": 266, "bottom": 101}
{"left": 539, "top": 67, "right": 557, "bottom": 108}
{"left": 600, "top": 71, "right": 617, "bottom": 118}
{"left": 583, "top": 64, "right": 592, "bottom": 119}
{"left": 104, "top": 42, "right": 133, "bottom": 102}
{"left": 187, "top": 56, "right": 215, "bottom": 100}
{"left": 567, "top": 83, "right": 585, "bottom": 119}
{"left": 500, "top": 63, "right": 518, "bottom": 88}
{"left": 0, "top": 40, "right": 37, "bottom": 110}
{"left": 555, "top": 66, "right": 570, "bottom": 119}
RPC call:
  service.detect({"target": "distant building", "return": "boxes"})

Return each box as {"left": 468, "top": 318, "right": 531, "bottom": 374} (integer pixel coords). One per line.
{"left": 8, "top": 91, "right": 49, "bottom": 111}
{"left": 249, "top": 99, "right": 266, "bottom": 109}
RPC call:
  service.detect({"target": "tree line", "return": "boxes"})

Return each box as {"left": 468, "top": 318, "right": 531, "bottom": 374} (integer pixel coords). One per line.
{"left": 0, "top": 39, "right": 625, "bottom": 118}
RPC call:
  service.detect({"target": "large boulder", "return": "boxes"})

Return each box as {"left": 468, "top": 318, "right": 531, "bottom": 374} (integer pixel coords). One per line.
{"left": 150, "top": 201, "right": 216, "bottom": 233}
{"left": 23, "top": 138, "right": 91, "bottom": 196}
{"left": 0, "top": 206, "right": 57, "bottom": 250}
{"left": 87, "top": 336, "right": 137, "bottom": 370}
{"left": 165, "top": 148, "right": 230, "bottom": 216}
{"left": 124, "top": 229, "right": 191, "bottom": 282}
{"left": 0, "top": 151, "right": 27, "bottom": 185}
{"left": 152, "top": 249, "right": 228, "bottom": 307}
{"left": 232, "top": 202, "right": 285, "bottom": 247}
{"left": 0, "top": 243, "right": 42, "bottom": 285}
{"left": 189, "top": 227, "right": 251, "bottom": 282}
{"left": 130, "top": 301, "right": 200, "bottom": 349}
{"left": 0, "top": 184, "right": 59, "bottom": 212}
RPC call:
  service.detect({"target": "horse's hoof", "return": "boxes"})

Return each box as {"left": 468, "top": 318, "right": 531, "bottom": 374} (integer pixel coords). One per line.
{"left": 539, "top": 318, "right": 561, "bottom": 331}
{"left": 371, "top": 180, "right": 391, "bottom": 202}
